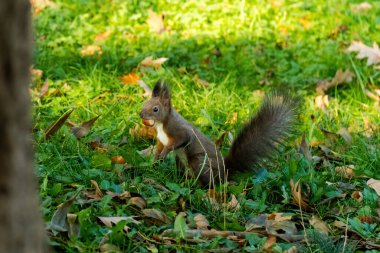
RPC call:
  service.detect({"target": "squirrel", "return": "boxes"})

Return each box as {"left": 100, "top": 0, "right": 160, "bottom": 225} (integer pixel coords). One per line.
{"left": 139, "top": 80, "right": 299, "bottom": 187}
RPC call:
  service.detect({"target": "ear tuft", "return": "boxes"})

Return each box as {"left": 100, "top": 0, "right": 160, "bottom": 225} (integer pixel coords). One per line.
{"left": 152, "top": 80, "right": 163, "bottom": 97}
{"left": 160, "top": 82, "right": 170, "bottom": 100}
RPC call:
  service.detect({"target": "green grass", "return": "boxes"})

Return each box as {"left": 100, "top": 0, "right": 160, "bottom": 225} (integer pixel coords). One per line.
{"left": 33, "top": 0, "right": 380, "bottom": 252}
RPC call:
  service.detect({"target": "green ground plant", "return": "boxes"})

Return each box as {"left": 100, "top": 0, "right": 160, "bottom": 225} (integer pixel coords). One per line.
{"left": 32, "top": 0, "right": 380, "bottom": 252}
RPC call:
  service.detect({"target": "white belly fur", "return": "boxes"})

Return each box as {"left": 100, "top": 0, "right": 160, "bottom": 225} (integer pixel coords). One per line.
{"left": 155, "top": 122, "right": 169, "bottom": 146}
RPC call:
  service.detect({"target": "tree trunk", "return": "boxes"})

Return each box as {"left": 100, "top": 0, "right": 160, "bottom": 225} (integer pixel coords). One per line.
{"left": 0, "top": 0, "right": 47, "bottom": 252}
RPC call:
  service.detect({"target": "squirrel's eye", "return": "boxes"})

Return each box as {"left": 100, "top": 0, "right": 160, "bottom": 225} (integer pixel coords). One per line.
{"left": 153, "top": 106, "right": 159, "bottom": 113}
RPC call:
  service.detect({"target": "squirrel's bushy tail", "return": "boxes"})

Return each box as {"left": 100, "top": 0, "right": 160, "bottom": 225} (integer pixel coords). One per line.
{"left": 224, "top": 92, "right": 299, "bottom": 174}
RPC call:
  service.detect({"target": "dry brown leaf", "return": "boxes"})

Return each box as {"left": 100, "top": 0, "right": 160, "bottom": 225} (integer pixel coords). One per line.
{"left": 140, "top": 56, "right": 168, "bottom": 69}
{"left": 37, "top": 78, "right": 49, "bottom": 98}
{"left": 147, "top": 10, "right": 165, "bottom": 34}
{"left": 81, "top": 45, "right": 103, "bottom": 56}
{"left": 267, "top": 213, "right": 292, "bottom": 221}
{"left": 192, "top": 74, "right": 210, "bottom": 88}
{"left": 129, "top": 197, "right": 147, "bottom": 209}
{"left": 30, "top": 67, "right": 43, "bottom": 83}
{"left": 365, "top": 89, "right": 380, "bottom": 101}
{"left": 266, "top": 220, "right": 298, "bottom": 235}
{"left": 245, "top": 214, "right": 267, "bottom": 231}
{"left": 347, "top": 41, "right": 380, "bottom": 66}
{"left": 120, "top": 73, "right": 140, "bottom": 85}
{"left": 193, "top": 214, "right": 210, "bottom": 230}
{"left": 336, "top": 165, "right": 355, "bottom": 179}
{"left": 142, "top": 209, "right": 171, "bottom": 225}
{"left": 264, "top": 234, "right": 277, "bottom": 250}
{"left": 316, "top": 69, "right": 354, "bottom": 95}
{"left": 290, "top": 179, "right": 310, "bottom": 210}
{"left": 367, "top": 178, "right": 380, "bottom": 196}
{"left": 138, "top": 80, "right": 152, "bottom": 98}
{"left": 99, "top": 243, "right": 122, "bottom": 253}
{"left": 137, "top": 146, "right": 155, "bottom": 158}
{"left": 337, "top": 127, "right": 353, "bottom": 144}
{"left": 315, "top": 95, "right": 329, "bottom": 110}
{"left": 226, "top": 194, "right": 241, "bottom": 210}
{"left": 95, "top": 31, "right": 112, "bottom": 41}
{"left": 71, "top": 115, "right": 100, "bottom": 139}
{"left": 333, "top": 220, "right": 347, "bottom": 229}
{"left": 351, "top": 191, "right": 363, "bottom": 202}
{"left": 110, "top": 155, "right": 126, "bottom": 165}
{"left": 31, "top": 0, "right": 53, "bottom": 16}
{"left": 67, "top": 213, "right": 80, "bottom": 238}
{"left": 45, "top": 109, "right": 74, "bottom": 140}
{"left": 310, "top": 215, "right": 330, "bottom": 235}
{"left": 284, "top": 246, "right": 298, "bottom": 253}
{"left": 98, "top": 216, "right": 139, "bottom": 233}
{"left": 49, "top": 195, "right": 76, "bottom": 235}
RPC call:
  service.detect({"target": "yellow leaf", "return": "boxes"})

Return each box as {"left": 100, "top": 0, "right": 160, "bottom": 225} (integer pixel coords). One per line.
{"left": 336, "top": 165, "right": 355, "bottom": 179}
{"left": 290, "top": 179, "right": 310, "bottom": 210}
{"left": 147, "top": 10, "right": 165, "bottom": 34}
{"left": 81, "top": 45, "right": 102, "bottom": 56}
{"left": 310, "top": 215, "right": 330, "bottom": 235}
{"left": 120, "top": 73, "right": 141, "bottom": 85}
{"left": 95, "top": 31, "right": 112, "bottom": 41}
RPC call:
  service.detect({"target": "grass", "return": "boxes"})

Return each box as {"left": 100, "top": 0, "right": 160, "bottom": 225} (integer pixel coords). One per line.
{"left": 32, "top": 0, "right": 380, "bottom": 252}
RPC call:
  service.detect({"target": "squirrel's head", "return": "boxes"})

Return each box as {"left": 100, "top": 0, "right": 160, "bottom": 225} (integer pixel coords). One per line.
{"left": 139, "top": 80, "right": 171, "bottom": 127}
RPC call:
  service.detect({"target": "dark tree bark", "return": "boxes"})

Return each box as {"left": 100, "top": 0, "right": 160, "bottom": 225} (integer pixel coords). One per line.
{"left": 0, "top": 0, "right": 47, "bottom": 252}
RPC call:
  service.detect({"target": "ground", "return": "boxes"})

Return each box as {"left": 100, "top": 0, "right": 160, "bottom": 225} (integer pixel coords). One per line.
{"left": 32, "top": 0, "right": 380, "bottom": 252}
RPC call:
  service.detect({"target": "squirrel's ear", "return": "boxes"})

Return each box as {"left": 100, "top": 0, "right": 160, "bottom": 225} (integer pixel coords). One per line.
{"left": 160, "top": 83, "right": 171, "bottom": 100}
{"left": 152, "top": 81, "right": 162, "bottom": 97}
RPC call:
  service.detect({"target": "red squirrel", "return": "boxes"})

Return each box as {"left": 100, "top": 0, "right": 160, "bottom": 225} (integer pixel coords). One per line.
{"left": 139, "top": 81, "right": 298, "bottom": 187}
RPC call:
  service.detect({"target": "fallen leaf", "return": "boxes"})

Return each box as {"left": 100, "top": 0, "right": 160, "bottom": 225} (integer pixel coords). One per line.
{"left": 337, "top": 127, "right": 353, "bottom": 144}
{"left": 309, "top": 215, "right": 330, "bottom": 235}
{"left": 49, "top": 195, "right": 76, "bottom": 235}
{"left": 267, "top": 213, "right": 293, "bottom": 221}
{"left": 111, "top": 155, "right": 126, "bottom": 164}
{"left": 351, "top": 191, "right": 363, "bottom": 202}
{"left": 137, "top": 146, "right": 155, "bottom": 158}
{"left": 140, "top": 56, "right": 168, "bottom": 69}
{"left": 352, "top": 2, "right": 372, "bottom": 13}
{"left": 290, "top": 179, "right": 310, "bottom": 210}
{"left": 99, "top": 243, "right": 122, "bottom": 253}
{"left": 30, "top": 67, "right": 43, "bottom": 82}
{"left": 138, "top": 79, "right": 152, "bottom": 97}
{"left": 336, "top": 165, "right": 355, "bottom": 179}
{"left": 81, "top": 45, "right": 103, "bottom": 56}
{"left": 266, "top": 220, "right": 298, "bottom": 235}
{"left": 193, "top": 214, "right": 210, "bottom": 230}
{"left": 31, "top": 0, "right": 53, "bottom": 16}
{"left": 226, "top": 194, "right": 241, "bottom": 210}
{"left": 245, "top": 214, "right": 267, "bottom": 231}
{"left": 284, "top": 246, "right": 298, "bottom": 253}
{"left": 37, "top": 78, "right": 49, "bottom": 98}
{"left": 71, "top": 115, "right": 100, "bottom": 139}
{"left": 44, "top": 109, "right": 74, "bottom": 139}
{"left": 95, "top": 31, "right": 112, "bottom": 41}
{"left": 67, "top": 213, "right": 80, "bottom": 238}
{"left": 347, "top": 41, "right": 380, "bottom": 66}
{"left": 333, "top": 220, "right": 347, "bottom": 229}
{"left": 367, "top": 178, "right": 380, "bottom": 196}
{"left": 129, "top": 197, "right": 147, "bottom": 209}
{"left": 365, "top": 89, "right": 380, "bottom": 101}
{"left": 98, "top": 216, "right": 140, "bottom": 233}
{"left": 120, "top": 73, "right": 140, "bottom": 85}
{"left": 192, "top": 74, "right": 210, "bottom": 88}
{"left": 316, "top": 69, "right": 354, "bottom": 95}
{"left": 264, "top": 234, "right": 277, "bottom": 250}
{"left": 147, "top": 10, "right": 165, "bottom": 34}
{"left": 315, "top": 95, "right": 329, "bottom": 110}
{"left": 142, "top": 209, "right": 171, "bottom": 225}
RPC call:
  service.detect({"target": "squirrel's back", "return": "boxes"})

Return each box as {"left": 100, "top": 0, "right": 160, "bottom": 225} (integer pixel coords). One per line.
{"left": 224, "top": 92, "right": 298, "bottom": 174}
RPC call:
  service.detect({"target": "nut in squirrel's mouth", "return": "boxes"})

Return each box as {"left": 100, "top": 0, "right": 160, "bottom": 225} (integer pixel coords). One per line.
{"left": 142, "top": 119, "right": 155, "bottom": 127}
